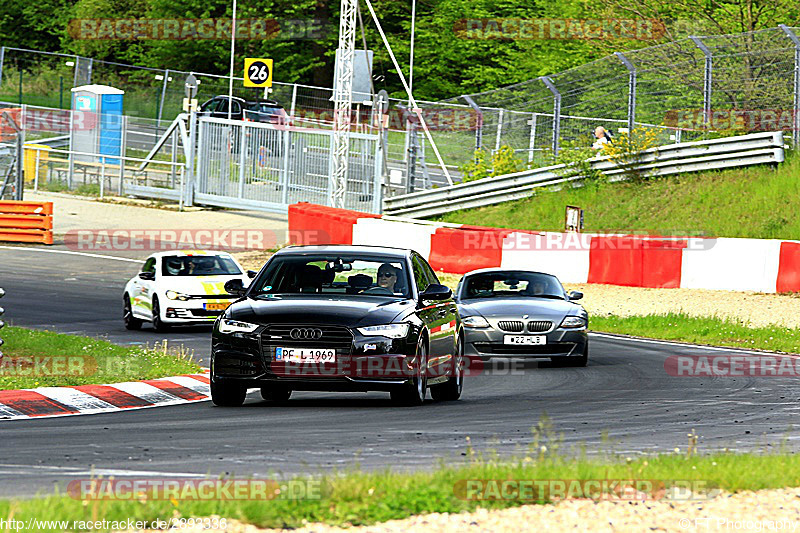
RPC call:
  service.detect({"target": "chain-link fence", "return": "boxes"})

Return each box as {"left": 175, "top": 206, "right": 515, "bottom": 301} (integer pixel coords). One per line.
{"left": 2, "top": 25, "right": 799, "bottom": 195}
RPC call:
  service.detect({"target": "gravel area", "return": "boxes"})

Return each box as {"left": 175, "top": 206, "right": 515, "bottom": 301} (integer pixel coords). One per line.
{"left": 129, "top": 487, "right": 800, "bottom": 532}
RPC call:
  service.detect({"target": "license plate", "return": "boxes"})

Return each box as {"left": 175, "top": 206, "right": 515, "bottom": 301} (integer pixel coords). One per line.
{"left": 504, "top": 335, "right": 546, "bottom": 345}
{"left": 205, "top": 302, "right": 229, "bottom": 311}
{"left": 275, "top": 347, "right": 336, "bottom": 363}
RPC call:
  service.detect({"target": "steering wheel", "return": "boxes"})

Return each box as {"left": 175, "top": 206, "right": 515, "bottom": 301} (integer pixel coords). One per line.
{"left": 362, "top": 286, "right": 394, "bottom": 295}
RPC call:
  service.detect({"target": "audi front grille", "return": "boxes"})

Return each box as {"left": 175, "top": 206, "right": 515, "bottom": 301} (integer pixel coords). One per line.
{"left": 260, "top": 325, "right": 354, "bottom": 362}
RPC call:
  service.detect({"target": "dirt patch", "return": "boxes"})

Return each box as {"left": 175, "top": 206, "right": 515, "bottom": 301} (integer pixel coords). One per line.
{"left": 233, "top": 250, "right": 275, "bottom": 271}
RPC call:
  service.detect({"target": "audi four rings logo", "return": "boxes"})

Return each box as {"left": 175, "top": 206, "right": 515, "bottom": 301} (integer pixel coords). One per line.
{"left": 290, "top": 328, "right": 323, "bottom": 339}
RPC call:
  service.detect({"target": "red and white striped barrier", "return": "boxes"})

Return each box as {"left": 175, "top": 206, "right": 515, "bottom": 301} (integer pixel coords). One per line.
{"left": 0, "top": 374, "right": 209, "bottom": 420}
{"left": 288, "top": 203, "right": 800, "bottom": 293}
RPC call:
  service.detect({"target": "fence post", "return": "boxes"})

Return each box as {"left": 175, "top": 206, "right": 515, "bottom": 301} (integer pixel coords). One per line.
{"left": 290, "top": 83, "right": 298, "bottom": 117}
{"left": 527, "top": 113, "right": 537, "bottom": 162}
{"left": 281, "top": 129, "right": 290, "bottom": 205}
{"left": 87, "top": 58, "right": 93, "bottom": 84}
{"left": 690, "top": 36, "right": 712, "bottom": 128}
{"left": 461, "top": 95, "right": 483, "bottom": 151}
{"left": 158, "top": 69, "right": 170, "bottom": 123}
{"left": 119, "top": 115, "right": 127, "bottom": 195}
{"left": 238, "top": 123, "right": 247, "bottom": 199}
{"left": 34, "top": 148, "right": 40, "bottom": 191}
{"left": 780, "top": 25, "right": 800, "bottom": 148}
{"left": 540, "top": 76, "right": 561, "bottom": 155}
{"left": 0, "top": 47, "right": 5, "bottom": 91}
{"left": 494, "top": 108, "right": 504, "bottom": 152}
{"left": 615, "top": 52, "right": 637, "bottom": 132}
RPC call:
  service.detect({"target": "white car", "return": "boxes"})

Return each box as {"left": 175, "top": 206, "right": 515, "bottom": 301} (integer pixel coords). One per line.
{"left": 123, "top": 250, "right": 254, "bottom": 331}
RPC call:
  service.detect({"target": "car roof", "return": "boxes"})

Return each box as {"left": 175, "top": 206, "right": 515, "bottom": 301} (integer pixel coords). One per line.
{"left": 461, "top": 268, "right": 560, "bottom": 279}
{"left": 275, "top": 244, "right": 413, "bottom": 259}
{"left": 148, "top": 250, "right": 235, "bottom": 259}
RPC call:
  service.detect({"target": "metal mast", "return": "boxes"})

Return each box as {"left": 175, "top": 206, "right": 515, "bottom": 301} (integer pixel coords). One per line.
{"left": 332, "top": 0, "right": 357, "bottom": 208}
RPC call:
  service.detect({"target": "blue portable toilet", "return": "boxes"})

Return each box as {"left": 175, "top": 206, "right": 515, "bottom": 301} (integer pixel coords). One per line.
{"left": 70, "top": 84, "right": 124, "bottom": 164}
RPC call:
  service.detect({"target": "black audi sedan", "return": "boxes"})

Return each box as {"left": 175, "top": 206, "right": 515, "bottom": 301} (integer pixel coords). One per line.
{"left": 456, "top": 268, "right": 589, "bottom": 366}
{"left": 210, "top": 245, "right": 463, "bottom": 406}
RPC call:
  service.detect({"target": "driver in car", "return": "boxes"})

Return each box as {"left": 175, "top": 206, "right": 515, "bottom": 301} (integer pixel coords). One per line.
{"left": 376, "top": 263, "right": 399, "bottom": 292}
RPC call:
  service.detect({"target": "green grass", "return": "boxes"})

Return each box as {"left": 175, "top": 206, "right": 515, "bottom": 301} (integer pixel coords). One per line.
{"left": 591, "top": 313, "right": 800, "bottom": 354}
{"left": 437, "top": 151, "right": 800, "bottom": 240}
{"left": 2, "top": 448, "right": 798, "bottom": 531}
{"left": 0, "top": 326, "right": 201, "bottom": 390}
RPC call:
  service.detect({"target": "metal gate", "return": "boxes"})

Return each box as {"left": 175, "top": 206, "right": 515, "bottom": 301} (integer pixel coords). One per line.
{"left": 195, "top": 117, "right": 383, "bottom": 213}
{"left": 0, "top": 110, "right": 22, "bottom": 200}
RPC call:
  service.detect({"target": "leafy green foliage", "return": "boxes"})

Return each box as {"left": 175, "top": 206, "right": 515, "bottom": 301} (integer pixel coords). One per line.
{"left": 459, "top": 145, "right": 525, "bottom": 182}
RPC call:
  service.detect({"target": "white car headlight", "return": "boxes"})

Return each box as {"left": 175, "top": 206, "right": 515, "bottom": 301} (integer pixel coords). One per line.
{"left": 165, "top": 290, "right": 192, "bottom": 301}
{"left": 218, "top": 319, "right": 260, "bottom": 334}
{"left": 462, "top": 315, "right": 490, "bottom": 328}
{"left": 560, "top": 316, "right": 586, "bottom": 329}
{"left": 357, "top": 324, "right": 410, "bottom": 339}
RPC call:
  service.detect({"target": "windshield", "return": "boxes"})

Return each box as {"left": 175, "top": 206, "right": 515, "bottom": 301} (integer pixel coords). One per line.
{"left": 161, "top": 255, "right": 242, "bottom": 277}
{"left": 461, "top": 271, "right": 565, "bottom": 300}
{"left": 250, "top": 254, "right": 411, "bottom": 298}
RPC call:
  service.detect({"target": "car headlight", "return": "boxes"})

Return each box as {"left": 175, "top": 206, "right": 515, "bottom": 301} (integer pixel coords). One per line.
{"left": 218, "top": 319, "right": 260, "bottom": 334}
{"left": 560, "top": 316, "right": 587, "bottom": 329}
{"left": 165, "top": 290, "right": 192, "bottom": 301}
{"left": 357, "top": 324, "right": 410, "bottom": 339}
{"left": 462, "top": 315, "right": 490, "bottom": 328}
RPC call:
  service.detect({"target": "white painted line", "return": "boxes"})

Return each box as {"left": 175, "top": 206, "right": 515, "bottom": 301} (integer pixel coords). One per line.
{"left": 589, "top": 332, "right": 800, "bottom": 357}
{"left": 167, "top": 376, "right": 211, "bottom": 395}
{"left": 112, "top": 382, "right": 183, "bottom": 404}
{"left": 0, "top": 245, "right": 143, "bottom": 264}
{"left": 34, "top": 387, "right": 117, "bottom": 411}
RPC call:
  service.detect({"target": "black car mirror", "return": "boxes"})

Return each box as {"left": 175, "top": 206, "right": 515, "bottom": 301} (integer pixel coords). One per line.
{"left": 225, "top": 279, "right": 246, "bottom": 296}
{"left": 138, "top": 271, "right": 155, "bottom": 281}
{"left": 569, "top": 290, "right": 583, "bottom": 301}
{"left": 420, "top": 284, "right": 452, "bottom": 301}
{"left": 247, "top": 270, "right": 258, "bottom": 279}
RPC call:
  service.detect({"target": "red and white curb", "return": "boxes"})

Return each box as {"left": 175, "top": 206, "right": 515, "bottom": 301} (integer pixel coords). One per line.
{"left": 0, "top": 374, "right": 210, "bottom": 420}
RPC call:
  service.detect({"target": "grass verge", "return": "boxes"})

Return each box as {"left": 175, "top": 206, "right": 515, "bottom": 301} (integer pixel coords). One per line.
{"left": 590, "top": 313, "right": 800, "bottom": 354}
{"left": 436, "top": 152, "right": 800, "bottom": 240}
{"left": 2, "top": 448, "right": 799, "bottom": 531}
{"left": 0, "top": 326, "right": 201, "bottom": 390}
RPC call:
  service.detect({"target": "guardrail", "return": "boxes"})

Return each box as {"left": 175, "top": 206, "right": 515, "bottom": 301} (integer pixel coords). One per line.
{"left": 0, "top": 200, "right": 54, "bottom": 244}
{"left": 383, "top": 131, "right": 786, "bottom": 218}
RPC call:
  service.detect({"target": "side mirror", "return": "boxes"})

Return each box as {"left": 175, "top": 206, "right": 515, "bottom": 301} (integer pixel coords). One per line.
{"left": 225, "top": 278, "right": 246, "bottom": 296}
{"left": 247, "top": 270, "right": 258, "bottom": 279}
{"left": 138, "top": 271, "right": 155, "bottom": 281}
{"left": 420, "top": 284, "right": 452, "bottom": 301}
{"left": 569, "top": 291, "right": 583, "bottom": 301}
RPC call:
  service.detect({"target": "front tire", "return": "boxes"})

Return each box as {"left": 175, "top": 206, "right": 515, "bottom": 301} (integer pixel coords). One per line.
{"left": 391, "top": 338, "right": 427, "bottom": 406}
{"left": 431, "top": 336, "right": 464, "bottom": 402}
{"left": 152, "top": 296, "right": 170, "bottom": 333}
{"left": 210, "top": 379, "right": 247, "bottom": 406}
{"left": 123, "top": 295, "right": 142, "bottom": 330}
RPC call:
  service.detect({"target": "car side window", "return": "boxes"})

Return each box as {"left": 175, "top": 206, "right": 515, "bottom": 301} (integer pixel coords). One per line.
{"left": 411, "top": 256, "right": 430, "bottom": 294}
{"left": 420, "top": 257, "right": 440, "bottom": 286}
{"left": 142, "top": 258, "right": 156, "bottom": 274}
{"left": 217, "top": 98, "right": 229, "bottom": 114}
{"left": 230, "top": 100, "right": 242, "bottom": 115}
{"left": 200, "top": 99, "right": 218, "bottom": 113}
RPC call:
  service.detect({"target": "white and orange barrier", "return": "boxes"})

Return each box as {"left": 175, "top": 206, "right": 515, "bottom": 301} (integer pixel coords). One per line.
{"left": 287, "top": 202, "right": 800, "bottom": 293}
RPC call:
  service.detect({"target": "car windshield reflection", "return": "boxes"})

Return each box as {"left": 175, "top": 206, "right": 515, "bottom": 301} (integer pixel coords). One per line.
{"left": 461, "top": 271, "right": 566, "bottom": 300}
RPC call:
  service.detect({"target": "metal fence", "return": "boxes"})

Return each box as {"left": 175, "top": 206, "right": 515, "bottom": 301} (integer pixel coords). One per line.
{"left": 3, "top": 25, "right": 799, "bottom": 197}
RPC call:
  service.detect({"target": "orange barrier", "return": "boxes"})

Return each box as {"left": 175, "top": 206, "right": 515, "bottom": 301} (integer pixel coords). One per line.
{"left": 0, "top": 201, "right": 54, "bottom": 244}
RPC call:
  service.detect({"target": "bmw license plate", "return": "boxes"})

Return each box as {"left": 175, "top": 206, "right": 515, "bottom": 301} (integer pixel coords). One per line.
{"left": 275, "top": 347, "right": 336, "bottom": 363}
{"left": 504, "top": 335, "right": 546, "bottom": 345}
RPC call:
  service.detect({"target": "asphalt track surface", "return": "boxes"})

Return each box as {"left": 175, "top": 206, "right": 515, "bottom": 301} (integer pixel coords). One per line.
{"left": 1, "top": 245, "right": 797, "bottom": 498}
